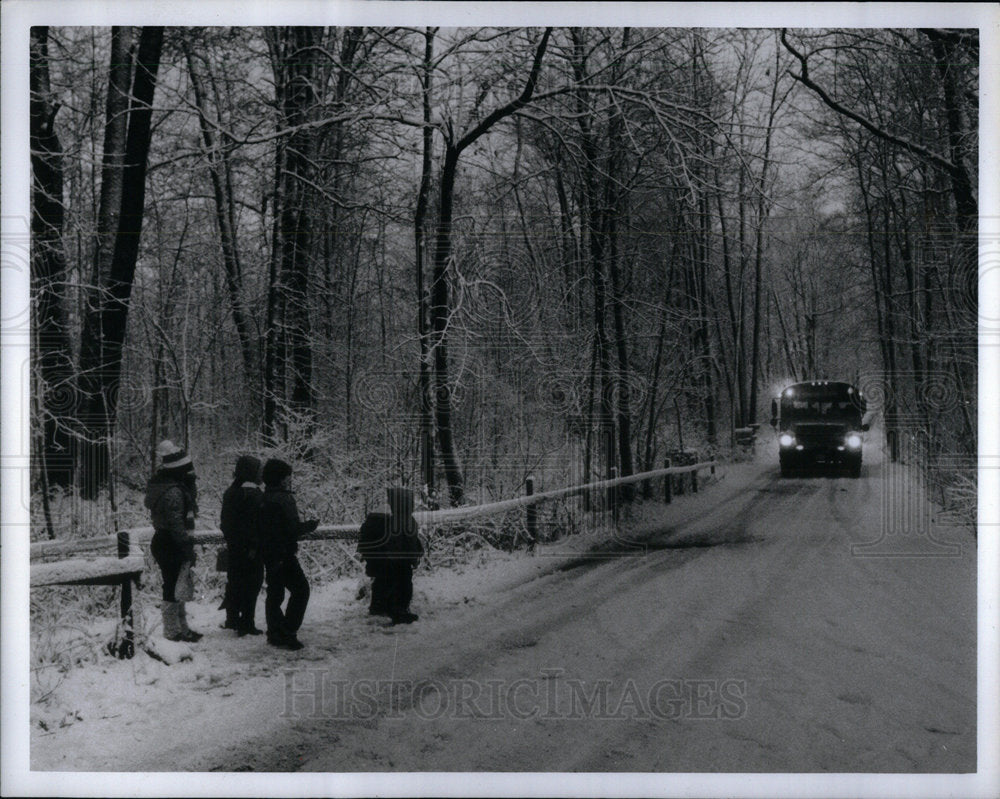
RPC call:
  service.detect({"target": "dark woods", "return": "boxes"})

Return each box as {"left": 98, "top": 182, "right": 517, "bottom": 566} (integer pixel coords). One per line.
{"left": 29, "top": 27, "right": 978, "bottom": 525}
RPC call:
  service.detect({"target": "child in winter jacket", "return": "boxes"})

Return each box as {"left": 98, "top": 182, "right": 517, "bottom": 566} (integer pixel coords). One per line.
{"left": 220, "top": 455, "right": 265, "bottom": 636}
{"left": 144, "top": 440, "right": 202, "bottom": 643}
{"left": 260, "top": 459, "right": 319, "bottom": 650}
{"left": 358, "top": 487, "right": 423, "bottom": 624}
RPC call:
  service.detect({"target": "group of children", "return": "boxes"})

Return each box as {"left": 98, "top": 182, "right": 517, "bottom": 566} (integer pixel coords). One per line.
{"left": 143, "top": 440, "right": 423, "bottom": 651}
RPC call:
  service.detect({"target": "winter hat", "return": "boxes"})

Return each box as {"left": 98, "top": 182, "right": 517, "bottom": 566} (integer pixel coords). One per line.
{"left": 387, "top": 486, "right": 417, "bottom": 534}
{"left": 156, "top": 439, "right": 193, "bottom": 472}
{"left": 387, "top": 487, "right": 415, "bottom": 517}
{"left": 233, "top": 455, "right": 262, "bottom": 484}
{"left": 262, "top": 458, "right": 293, "bottom": 486}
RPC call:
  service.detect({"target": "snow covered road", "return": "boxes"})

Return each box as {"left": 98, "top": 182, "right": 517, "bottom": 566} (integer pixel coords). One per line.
{"left": 31, "top": 457, "right": 976, "bottom": 773}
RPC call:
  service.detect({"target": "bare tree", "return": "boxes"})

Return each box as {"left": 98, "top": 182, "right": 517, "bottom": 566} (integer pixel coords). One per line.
{"left": 181, "top": 34, "right": 257, "bottom": 398}
{"left": 76, "top": 26, "right": 165, "bottom": 497}
{"left": 425, "top": 27, "right": 552, "bottom": 505}
{"left": 30, "top": 26, "right": 75, "bottom": 489}
{"left": 414, "top": 27, "right": 437, "bottom": 492}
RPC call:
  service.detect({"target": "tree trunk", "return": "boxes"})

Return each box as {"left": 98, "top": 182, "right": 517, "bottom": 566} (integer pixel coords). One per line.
{"left": 856, "top": 147, "right": 900, "bottom": 461}
{"left": 182, "top": 39, "right": 257, "bottom": 400}
{"left": 30, "top": 26, "right": 75, "bottom": 488}
{"left": 570, "top": 29, "right": 615, "bottom": 486}
{"left": 583, "top": 334, "right": 598, "bottom": 510}
{"left": 264, "top": 27, "right": 321, "bottom": 445}
{"left": 415, "top": 27, "right": 436, "bottom": 493}
{"left": 921, "top": 31, "right": 978, "bottom": 234}
{"left": 77, "top": 26, "right": 164, "bottom": 497}
{"left": 281, "top": 28, "right": 318, "bottom": 431}
{"left": 747, "top": 47, "right": 780, "bottom": 425}
{"left": 430, "top": 145, "right": 465, "bottom": 505}
{"left": 697, "top": 192, "right": 717, "bottom": 443}
{"left": 428, "top": 27, "right": 551, "bottom": 504}
{"left": 713, "top": 166, "right": 742, "bottom": 424}
{"left": 602, "top": 38, "right": 635, "bottom": 495}
{"left": 643, "top": 276, "right": 672, "bottom": 474}
{"left": 76, "top": 26, "right": 131, "bottom": 497}
{"left": 263, "top": 148, "right": 285, "bottom": 444}
{"left": 735, "top": 162, "right": 749, "bottom": 426}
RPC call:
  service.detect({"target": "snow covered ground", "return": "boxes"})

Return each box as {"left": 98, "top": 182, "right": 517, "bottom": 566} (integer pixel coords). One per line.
{"left": 19, "top": 447, "right": 992, "bottom": 796}
{"left": 28, "top": 467, "right": 753, "bottom": 771}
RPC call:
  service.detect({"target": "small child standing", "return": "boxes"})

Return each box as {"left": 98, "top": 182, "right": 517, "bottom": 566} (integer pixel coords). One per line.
{"left": 219, "top": 455, "right": 264, "bottom": 636}
{"left": 358, "top": 487, "right": 423, "bottom": 625}
{"left": 259, "top": 459, "right": 318, "bottom": 650}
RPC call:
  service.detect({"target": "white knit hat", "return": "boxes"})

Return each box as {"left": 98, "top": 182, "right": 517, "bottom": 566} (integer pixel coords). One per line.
{"left": 156, "top": 439, "right": 192, "bottom": 470}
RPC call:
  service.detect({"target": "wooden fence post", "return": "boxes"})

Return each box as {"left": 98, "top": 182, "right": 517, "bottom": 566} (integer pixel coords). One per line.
{"left": 525, "top": 476, "right": 537, "bottom": 548}
{"left": 664, "top": 458, "right": 672, "bottom": 504}
{"left": 116, "top": 530, "right": 134, "bottom": 659}
{"left": 691, "top": 466, "right": 699, "bottom": 493}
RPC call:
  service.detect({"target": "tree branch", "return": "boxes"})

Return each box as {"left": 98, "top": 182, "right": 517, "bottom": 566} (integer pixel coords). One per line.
{"left": 456, "top": 28, "right": 552, "bottom": 153}
{"left": 779, "top": 29, "right": 963, "bottom": 180}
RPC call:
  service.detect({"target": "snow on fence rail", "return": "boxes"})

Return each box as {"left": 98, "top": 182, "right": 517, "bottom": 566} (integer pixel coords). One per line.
{"left": 30, "top": 460, "right": 717, "bottom": 658}
{"left": 30, "top": 460, "right": 717, "bottom": 563}
{"left": 31, "top": 555, "right": 146, "bottom": 587}
{"left": 412, "top": 461, "right": 717, "bottom": 525}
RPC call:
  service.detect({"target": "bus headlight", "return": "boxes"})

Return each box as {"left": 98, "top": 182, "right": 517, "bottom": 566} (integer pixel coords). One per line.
{"left": 779, "top": 433, "right": 795, "bottom": 447}
{"left": 846, "top": 434, "right": 862, "bottom": 449}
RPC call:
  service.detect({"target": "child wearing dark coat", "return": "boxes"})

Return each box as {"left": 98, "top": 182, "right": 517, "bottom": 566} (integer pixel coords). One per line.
{"left": 358, "top": 487, "right": 423, "bottom": 624}
{"left": 260, "top": 459, "right": 318, "bottom": 650}
{"left": 144, "top": 440, "right": 202, "bottom": 642}
{"left": 220, "top": 455, "right": 265, "bottom": 636}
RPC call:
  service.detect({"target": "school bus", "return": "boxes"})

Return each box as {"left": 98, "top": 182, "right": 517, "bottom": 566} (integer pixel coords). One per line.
{"left": 770, "top": 380, "right": 868, "bottom": 478}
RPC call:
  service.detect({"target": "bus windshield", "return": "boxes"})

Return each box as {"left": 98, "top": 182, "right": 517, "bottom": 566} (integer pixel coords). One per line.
{"left": 778, "top": 383, "right": 864, "bottom": 425}
{"left": 781, "top": 398, "right": 860, "bottom": 422}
